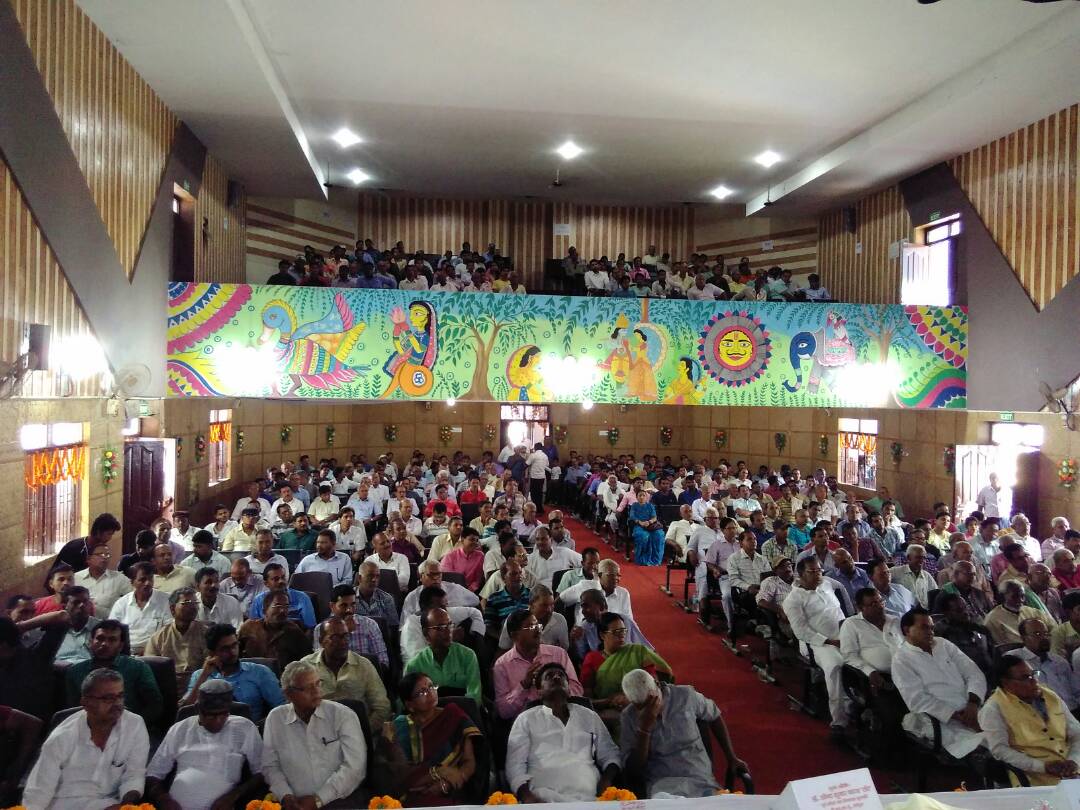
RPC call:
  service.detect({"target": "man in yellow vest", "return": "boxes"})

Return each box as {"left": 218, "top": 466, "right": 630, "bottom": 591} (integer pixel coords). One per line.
{"left": 979, "top": 654, "right": 1080, "bottom": 786}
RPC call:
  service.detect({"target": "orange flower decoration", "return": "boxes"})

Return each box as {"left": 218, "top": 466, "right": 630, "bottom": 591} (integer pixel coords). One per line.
{"left": 119, "top": 805, "right": 156, "bottom": 810}
{"left": 368, "top": 797, "right": 403, "bottom": 809}
{"left": 245, "top": 800, "right": 282, "bottom": 810}
{"left": 597, "top": 787, "right": 637, "bottom": 801}
{"left": 486, "top": 792, "right": 519, "bottom": 805}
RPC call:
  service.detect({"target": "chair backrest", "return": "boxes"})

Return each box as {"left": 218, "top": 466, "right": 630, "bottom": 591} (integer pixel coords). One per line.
{"left": 301, "top": 590, "right": 327, "bottom": 623}
{"left": 47, "top": 705, "right": 83, "bottom": 735}
{"left": 378, "top": 569, "right": 404, "bottom": 610}
{"left": 333, "top": 698, "right": 374, "bottom": 764}
{"left": 438, "top": 696, "right": 491, "bottom": 802}
{"left": 441, "top": 571, "right": 467, "bottom": 587}
{"left": 290, "top": 571, "right": 334, "bottom": 621}
{"left": 274, "top": 548, "right": 302, "bottom": 573}
{"left": 242, "top": 657, "right": 281, "bottom": 676}
{"left": 460, "top": 502, "right": 480, "bottom": 527}
{"left": 657, "top": 504, "right": 682, "bottom": 527}
{"left": 438, "top": 685, "right": 467, "bottom": 698}
{"left": 551, "top": 569, "right": 571, "bottom": 594}
{"left": 141, "top": 655, "right": 179, "bottom": 726}
{"left": 176, "top": 701, "right": 253, "bottom": 723}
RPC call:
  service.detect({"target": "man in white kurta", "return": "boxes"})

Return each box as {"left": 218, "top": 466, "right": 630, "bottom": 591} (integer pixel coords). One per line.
{"left": 783, "top": 556, "right": 849, "bottom": 732}
{"left": 664, "top": 505, "right": 695, "bottom": 561}
{"left": 892, "top": 608, "right": 988, "bottom": 758}
{"left": 840, "top": 588, "right": 904, "bottom": 676}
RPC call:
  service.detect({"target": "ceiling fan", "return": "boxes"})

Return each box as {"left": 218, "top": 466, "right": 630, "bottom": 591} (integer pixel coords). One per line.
{"left": 1040, "top": 380, "right": 1078, "bottom": 431}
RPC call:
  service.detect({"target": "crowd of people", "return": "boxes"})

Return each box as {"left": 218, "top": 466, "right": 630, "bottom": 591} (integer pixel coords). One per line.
{"left": 261, "top": 239, "right": 834, "bottom": 303}
{"left": 3, "top": 442, "right": 1075, "bottom": 806}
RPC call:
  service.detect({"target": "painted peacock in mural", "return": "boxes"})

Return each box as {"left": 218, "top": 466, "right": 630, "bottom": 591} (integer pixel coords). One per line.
{"left": 258, "top": 293, "right": 368, "bottom": 395}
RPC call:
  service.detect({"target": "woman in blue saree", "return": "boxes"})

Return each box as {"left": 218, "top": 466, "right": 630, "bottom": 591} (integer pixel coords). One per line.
{"left": 628, "top": 489, "right": 665, "bottom": 565}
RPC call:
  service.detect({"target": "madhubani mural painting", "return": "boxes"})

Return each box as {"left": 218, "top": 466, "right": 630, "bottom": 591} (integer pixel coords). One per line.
{"left": 167, "top": 284, "right": 968, "bottom": 409}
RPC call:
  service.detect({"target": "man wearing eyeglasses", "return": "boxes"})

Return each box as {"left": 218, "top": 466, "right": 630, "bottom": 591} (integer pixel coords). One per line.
{"left": 24, "top": 668, "right": 149, "bottom": 809}
{"left": 1011, "top": 618, "right": 1080, "bottom": 711}
{"left": 494, "top": 609, "right": 581, "bottom": 721}
{"left": 403, "top": 607, "right": 482, "bottom": 703}
{"left": 73, "top": 540, "right": 131, "bottom": 616}
{"left": 65, "top": 619, "right": 164, "bottom": 726}
{"left": 264, "top": 661, "right": 367, "bottom": 808}
{"left": 144, "top": 587, "right": 208, "bottom": 694}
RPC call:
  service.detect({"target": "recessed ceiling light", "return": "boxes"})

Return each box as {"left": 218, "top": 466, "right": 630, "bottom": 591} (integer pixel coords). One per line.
{"left": 754, "top": 150, "right": 782, "bottom": 168}
{"left": 709, "top": 185, "right": 734, "bottom": 200}
{"left": 332, "top": 127, "right": 362, "bottom": 148}
{"left": 556, "top": 140, "right": 584, "bottom": 160}
{"left": 346, "top": 168, "right": 369, "bottom": 185}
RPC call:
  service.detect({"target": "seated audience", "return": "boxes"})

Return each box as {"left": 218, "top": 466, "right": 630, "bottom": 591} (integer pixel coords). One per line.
{"left": 0, "top": 613, "right": 66, "bottom": 721}
{"left": 74, "top": 540, "right": 131, "bottom": 617}
{"left": 365, "top": 531, "right": 411, "bottom": 590}
{"left": 979, "top": 654, "right": 1080, "bottom": 786}
{"left": 355, "top": 560, "right": 401, "bottom": 630}
{"left": 278, "top": 513, "right": 318, "bottom": 553}
{"left": 295, "top": 528, "right": 354, "bottom": 586}
{"left": 830, "top": 548, "right": 871, "bottom": 606}
{"left": 526, "top": 527, "right": 582, "bottom": 589}
{"left": 146, "top": 679, "right": 264, "bottom": 810}
{"left": 893, "top": 607, "right": 987, "bottom": 759}
{"left": 264, "top": 661, "right": 367, "bottom": 809}
{"left": 628, "top": 489, "right": 666, "bottom": 565}
{"left": 401, "top": 585, "right": 485, "bottom": 663}
{"left": 219, "top": 557, "right": 266, "bottom": 617}
{"left": 183, "top": 623, "right": 285, "bottom": 723}
{"left": 555, "top": 545, "right": 599, "bottom": 595}
{"left": 404, "top": 607, "right": 482, "bottom": 703}
{"left": 404, "top": 559, "right": 481, "bottom": 618}
{"left": 144, "top": 587, "right": 208, "bottom": 693}
{"left": 55, "top": 585, "right": 98, "bottom": 664}
{"left": 889, "top": 545, "right": 937, "bottom": 608}
{"left": 506, "top": 662, "right": 621, "bottom": 802}
{"left": 840, "top": 587, "right": 903, "bottom": 680}
{"left": 561, "top": 558, "right": 633, "bottom": 626}
{"left": 245, "top": 529, "right": 291, "bottom": 578}
{"left": 580, "top": 612, "right": 672, "bottom": 717}
{"left": 428, "top": 514, "right": 464, "bottom": 561}
{"left": 934, "top": 592, "right": 994, "bottom": 674}
{"left": 301, "top": 618, "right": 391, "bottom": 726}
{"left": 66, "top": 619, "right": 163, "bottom": 724}
{"left": 33, "top": 563, "right": 77, "bottom": 615}
{"left": 55, "top": 512, "right": 123, "bottom": 573}
{"left": 152, "top": 542, "right": 196, "bottom": 595}
{"left": 494, "top": 608, "right": 582, "bottom": 720}
{"left": 1013, "top": 617, "right": 1080, "bottom": 711}
{"left": 180, "top": 530, "right": 232, "bottom": 579}
{"left": 314, "top": 585, "right": 390, "bottom": 667}
{"left": 108, "top": 562, "right": 173, "bottom": 653}
{"left": 24, "top": 669, "right": 149, "bottom": 809}
{"left": 1028, "top": 563, "right": 1065, "bottom": 623}
{"left": 620, "top": 668, "right": 746, "bottom": 799}
{"left": 498, "top": 584, "right": 568, "bottom": 651}
{"left": 238, "top": 590, "right": 311, "bottom": 672}
{"left": 761, "top": 522, "right": 798, "bottom": 568}
{"left": 440, "top": 528, "right": 487, "bottom": 591}
{"left": 572, "top": 588, "right": 652, "bottom": 660}
{"left": 248, "top": 563, "right": 317, "bottom": 629}
{"left": 784, "top": 557, "right": 849, "bottom": 739}
{"left": 382, "top": 672, "right": 481, "bottom": 806}
{"left": 868, "top": 557, "right": 915, "bottom": 618}
{"left": 484, "top": 559, "right": 532, "bottom": 630}
{"left": 0, "top": 705, "right": 41, "bottom": 807}
{"left": 118, "top": 529, "right": 159, "bottom": 579}
{"left": 194, "top": 567, "right": 244, "bottom": 627}
{"left": 986, "top": 580, "right": 1050, "bottom": 645}
{"left": 937, "top": 559, "right": 993, "bottom": 618}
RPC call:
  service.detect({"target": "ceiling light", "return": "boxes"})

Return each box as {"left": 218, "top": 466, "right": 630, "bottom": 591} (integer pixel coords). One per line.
{"left": 754, "top": 150, "right": 782, "bottom": 168}
{"left": 332, "top": 127, "right": 362, "bottom": 148}
{"left": 556, "top": 140, "right": 584, "bottom": 160}
{"left": 709, "top": 185, "right": 734, "bottom": 200}
{"left": 582, "top": 398, "right": 594, "bottom": 411}
{"left": 446, "top": 398, "right": 456, "bottom": 407}
{"left": 346, "top": 168, "right": 369, "bottom": 185}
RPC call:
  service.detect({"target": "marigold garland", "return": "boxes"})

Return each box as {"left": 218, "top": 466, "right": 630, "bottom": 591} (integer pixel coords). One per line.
{"left": 1060, "top": 458, "right": 1078, "bottom": 489}
{"left": 384, "top": 424, "right": 399, "bottom": 443}
{"left": 714, "top": 429, "right": 727, "bottom": 449}
{"left": 439, "top": 425, "right": 453, "bottom": 444}
{"left": 245, "top": 800, "right": 282, "bottom": 810}
{"left": 607, "top": 427, "right": 620, "bottom": 446}
{"left": 598, "top": 787, "right": 637, "bottom": 801}
{"left": 280, "top": 425, "right": 292, "bottom": 445}
{"left": 208, "top": 421, "right": 231, "bottom": 444}
{"left": 119, "top": 804, "right": 156, "bottom": 810}
{"left": 101, "top": 448, "right": 118, "bottom": 486}
{"left": 486, "top": 791, "right": 519, "bottom": 805}
{"left": 368, "top": 796, "right": 403, "bottom": 809}
{"left": 24, "top": 444, "right": 87, "bottom": 490}
{"left": 659, "top": 425, "right": 673, "bottom": 446}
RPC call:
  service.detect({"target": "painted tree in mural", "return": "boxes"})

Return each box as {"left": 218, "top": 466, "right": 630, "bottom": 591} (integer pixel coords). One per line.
{"left": 847, "top": 305, "right": 920, "bottom": 362}
{"left": 438, "top": 294, "right": 538, "bottom": 400}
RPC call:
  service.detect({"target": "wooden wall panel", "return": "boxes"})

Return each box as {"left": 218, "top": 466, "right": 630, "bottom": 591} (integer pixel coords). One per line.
{"left": 12, "top": 0, "right": 178, "bottom": 279}
{"left": 949, "top": 103, "right": 1080, "bottom": 310}
{"left": 818, "top": 186, "right": 910, "bottom": 303}
{"left": 194, "top": 154, "right": 246, "bottom": 283}
{"left": 0, "top": 158, "right": 99, "bottom": 397}
{"left": 550, "top": 203, "right": 693, "bottom": 264}
{"left": 695, "top": 225, "right": 818, "bottom": 277}
{"left": 247, "top": 201, "right": 357, "bottom": 264}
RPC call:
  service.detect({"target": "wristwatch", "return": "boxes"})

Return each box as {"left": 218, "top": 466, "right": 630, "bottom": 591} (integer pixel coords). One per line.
{"left": 314, "top": 798, "right": 324, "bottom": 808}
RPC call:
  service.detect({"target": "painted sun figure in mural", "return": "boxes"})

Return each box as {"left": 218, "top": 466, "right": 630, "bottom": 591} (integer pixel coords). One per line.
{"left": 716, "top": 328, "right": 754, "bottom": 370}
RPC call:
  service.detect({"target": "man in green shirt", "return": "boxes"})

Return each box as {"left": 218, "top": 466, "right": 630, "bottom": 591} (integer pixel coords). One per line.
{"left": 404, "top": 607, "right": 482, "bottom": 703}
{"left": 65, "top": 619, "right": 163, "bottom": 725}
{"left": 277, "top": 513, "right": 318, "bottom": 553}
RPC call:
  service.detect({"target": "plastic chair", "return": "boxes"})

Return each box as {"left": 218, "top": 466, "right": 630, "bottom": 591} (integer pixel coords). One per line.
{"left": 441, "top": 571, "right": 467, "bottom": 588}
{"left": 378, "top": 569, "right": 404, "bottom": 612}
{"left": 438, "top": 696, "right": 491, "bottom": 802}
{"left": 550, "top": 569, "right": 571, "bottom": 594}
{"left": 290, "top": 571, "right": 334, "bottom": 622}
{"left": 141, "top": 655, "right": 179, "bottom": 728}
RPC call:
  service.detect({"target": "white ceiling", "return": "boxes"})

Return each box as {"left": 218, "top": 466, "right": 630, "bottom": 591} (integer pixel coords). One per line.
{"left": 77, "top": 0, "right": 1080, "bottom": 213}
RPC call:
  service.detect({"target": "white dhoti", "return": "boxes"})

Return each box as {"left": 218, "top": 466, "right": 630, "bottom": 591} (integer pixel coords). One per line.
{"left": 803, "top": 641, "right": 849, "bottom": 727}
{"left": 902, "top": 712, "right": 986, "bottom": 758}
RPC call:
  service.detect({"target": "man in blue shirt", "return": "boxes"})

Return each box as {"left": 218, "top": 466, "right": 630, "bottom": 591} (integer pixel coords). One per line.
{"left": 182, "top": 623, "right": 284, "bottom": 722}
{"left": 830, "top": 548, "right": 871, "bottom": 606}
{"left": 678, "top": 477, "right": 702, "bottom": 507}
{"left": 247, "top": 563, "right": 316, "bottom": 628}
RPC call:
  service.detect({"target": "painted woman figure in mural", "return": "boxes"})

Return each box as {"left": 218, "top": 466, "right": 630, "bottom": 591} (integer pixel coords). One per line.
{"left": 821, "top": 311, "right": 857, "bottom": 367}
{"left": 626, "top": 328, "right": 658, "bottom": 401}
{"left": 664, "top": 356, "right": 707, "bottom": 405}
{"left": 598, "top": 313, "right": 631, "bottom": 390}
{"left": 381, "top": 300, "right": 438, "bottom": 398}
{"left": 507, "top": 345, "right": 548, "bottom": 402}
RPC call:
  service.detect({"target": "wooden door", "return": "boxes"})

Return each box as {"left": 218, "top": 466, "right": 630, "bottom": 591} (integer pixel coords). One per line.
{"left": 123, "top": 439, "right": 166, "bottom": 552}
{"left": 1013, "top": 450, "right": 1041, "bottom": 530}
{"left": 955, "top": 445, "right": 996, "bottom": 518}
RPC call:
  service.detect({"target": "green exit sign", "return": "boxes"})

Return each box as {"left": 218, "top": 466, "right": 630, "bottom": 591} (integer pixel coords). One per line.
{"left": 928, "top": 211, "right": 942, "bottom": 222}
{"left": 999, "top": 411, "right": 1015, "bottom": 422}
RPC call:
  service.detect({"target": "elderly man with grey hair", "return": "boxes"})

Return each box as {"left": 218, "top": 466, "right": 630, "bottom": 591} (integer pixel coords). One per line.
{"left": 263, "top": 660, "right": 367, "bottom": 809}
{"left": 24, "top": 668, "right": 149, "bottom": 809}
{"left": 620, "top": 668, "right": 747, "bottom": 798}
{"left": 401, "top": 558, "right": 480, "bottom": 620}
{"left": 889, "top": 544, "right": 938, "bottom": 608}
{"left": 1042, "top": 516, "right": 1072, "bottom": 560}
{"left": 147, "top": 679, "right": 264, "bottom": 810}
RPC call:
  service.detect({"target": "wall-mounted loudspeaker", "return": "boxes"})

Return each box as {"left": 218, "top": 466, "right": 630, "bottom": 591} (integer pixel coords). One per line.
{"left": 843, "top": 206, "right": 857, "bottom": 234}
{"left": 24, "top": 323, "right": 50, "bottom": 370}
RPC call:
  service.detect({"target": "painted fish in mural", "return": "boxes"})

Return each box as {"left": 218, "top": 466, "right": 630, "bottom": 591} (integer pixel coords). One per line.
{"left": 259, "top": 293, "right": 368, "bottom": 395}
{"left": 783, "top": 311, "right": 856, "bottom": 394}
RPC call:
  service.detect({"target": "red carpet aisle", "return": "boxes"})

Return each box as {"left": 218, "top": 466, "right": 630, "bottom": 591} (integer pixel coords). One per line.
{"left": 561, "top": 515, "right": 883, "bottom": 795}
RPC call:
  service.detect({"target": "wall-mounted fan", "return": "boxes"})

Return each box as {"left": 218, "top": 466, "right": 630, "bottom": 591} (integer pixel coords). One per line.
{"left": 1041, "top": 380, "right": 1078, "bottom": 431}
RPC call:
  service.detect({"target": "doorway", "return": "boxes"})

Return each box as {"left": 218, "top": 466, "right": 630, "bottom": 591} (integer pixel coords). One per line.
{"left": 171, "top": 183, "right": 195, "bottom": 282}
{"left": 500, "top": 404, "right": 549, "bottom": 451}
{"left": 954, "top": 423, "right": 1043, "bottom": 526}
{"left": 122, "top": 438, "right": 175, "bottom": 552}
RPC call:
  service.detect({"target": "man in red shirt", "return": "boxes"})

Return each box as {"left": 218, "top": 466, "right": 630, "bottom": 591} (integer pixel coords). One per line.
{"left": 459, "top": 476, "right": 489, "bottom": 506}
{"left": 423, "top": 483, "right": 462, "bottom": 518}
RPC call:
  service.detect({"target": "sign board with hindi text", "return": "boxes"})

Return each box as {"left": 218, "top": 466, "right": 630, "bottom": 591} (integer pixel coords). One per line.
{"left": 774, "top": 768, "right": 884, "bottom": 810}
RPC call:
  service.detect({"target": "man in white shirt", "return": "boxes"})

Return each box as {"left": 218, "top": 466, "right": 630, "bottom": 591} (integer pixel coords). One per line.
{"left": 169, "top": 511, "right": 198, "bottom": 553}
{"left": 1042, "top": 517, "right": 1071, "bottom": 560}
{"left": 295, "top": 529, "right": 354, "bottom": 587}
{"left": 840, "top": 587, "right": 904, "bottom": 680}
{"left": 74, "top": 540, "right": 131, "bottom": 617}
{"left": 686, "top": 509, "right": 722, "bottom": 607}
{"left": 270, "top": 485, "right": 306, "bottom": 519}
{"left": 24, "top": 669, "right": 149, "bottom": 809}
{"left": 583, "top": 264, "right": 610, "bottom": 295}
{"left": 889, "top": 545, "right": 938, "bottom": 609}
{"left": 506, "top": 662, "right": 621, "bottom": 802}
{"left": 221, "top": 507, "right": 262, "bottom": 556}
{"left": 559, "top": 559, "right": 633, "bottom": 627}
{"left": 810, "top": 484, "right": 839, "bottom": 524}
{"left": 363, "top": 531, "right": 410, "bottom": 590}
{"left": 595, "top": 475, "right": 625, "bottom": 534}
{"left": 108, "top": 562, "right": 172, "bottom": 653}
{"left": 783, "top": 556, "right": 849, "bottom": 737}
{"left": 327, "top": 507, "right": 367, "bottom": 560}
{"left": 307, "top": 485, "right": 339, "bottom": 527}
{"left": 401, "top": 559, "right": 480, "bottom": 620}
{"left": 194, "top": 568, "right": 244, "bottom": 628}
{"left": 398, "top": 265, "right": 429, "bottom": 290}
{"left": 801, "top": 273, "right": 831, "bottom": 301}
{"left": 892, "top": 607, "right": 987, "bottom": 759}
{"left": 245, "top": 530, "right": 291, "bottom": 579}
{"left": 1008, "top": 513, "right": 1043, "bottom": 563}
{"left": 664, "top": 504, "right": 695, "bottom": 561}
{"left": 526, "top": 530, "right": 582, "bottom": 589}
{"left": 219, "top": 558, "right": 266, "bottom": 618}
{"left": 231, "top": 480, "right": 272, "bottom": 522}
{"left": 727, "top": 530, "right": 772, "bottom": 595}
{"left": 263, "top": 661, "right": 367, "bottom": 808}
{"left": 525, "top": 444, "right": 550, "bottom": 512}
{"left": 686, "top": 274, "right": 722, "bottom": 301}
{"left": 975, "top": 472, "right": 1006, "bottom": 520}
{"left": 146, "top": 679, "right": 263, "bottom": 810}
